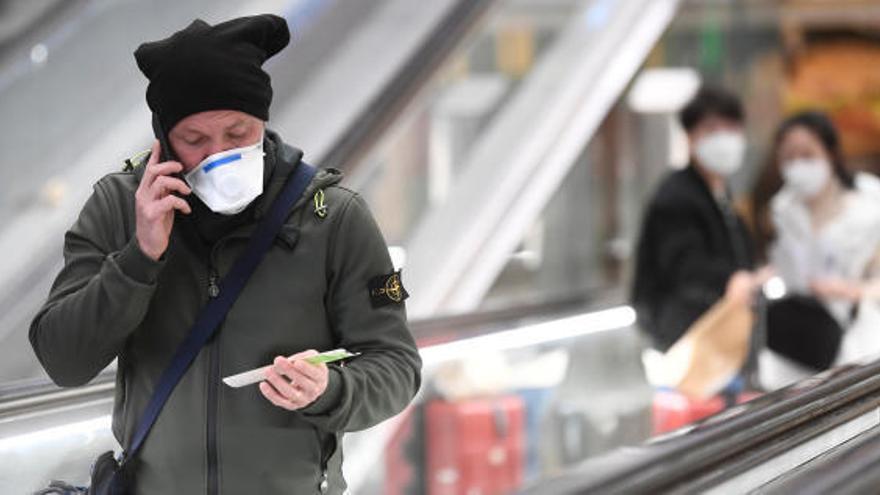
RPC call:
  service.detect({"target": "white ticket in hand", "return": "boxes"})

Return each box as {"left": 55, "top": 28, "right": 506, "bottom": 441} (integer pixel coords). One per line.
{"left": 222, "top": 349, "right": 359, "bottom": 388}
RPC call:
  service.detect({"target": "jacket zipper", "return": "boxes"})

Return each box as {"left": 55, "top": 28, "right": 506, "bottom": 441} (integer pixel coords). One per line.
{"left": 206, "top": 264, "right": 220, "bottom": 495}
{"left": 208, "top": 270, "right": 220, "bottom": 299}
{"left": 316, "top": 429, "right": 331, "bottom": 494}
{"left": 202, "top": 224, "right": 286, "bottom": 493}
{"left": 205, "top": 233, "right": 237, "bottom": 495}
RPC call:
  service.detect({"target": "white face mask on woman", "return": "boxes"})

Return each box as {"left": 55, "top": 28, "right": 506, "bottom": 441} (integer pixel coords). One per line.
{"left": 184, "top": 136, "right": 265, "bottom": 215}
{"left": 695, "top": 131, "right": 747, "bottom": 177}
{"left": 781, "top": 158, "right": 831, "bottom": 199}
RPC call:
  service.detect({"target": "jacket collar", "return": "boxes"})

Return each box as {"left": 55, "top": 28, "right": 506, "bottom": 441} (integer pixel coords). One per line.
{"left": 685, "top": 162, "right": 732, "bottom": 205}
{"left": 251, "top": 129, "right": 343, "bottom": 220}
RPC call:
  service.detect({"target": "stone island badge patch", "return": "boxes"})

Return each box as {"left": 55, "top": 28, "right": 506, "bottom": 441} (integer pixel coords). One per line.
{"left": 369, "top": 270, "right": 409, "bottom": 308}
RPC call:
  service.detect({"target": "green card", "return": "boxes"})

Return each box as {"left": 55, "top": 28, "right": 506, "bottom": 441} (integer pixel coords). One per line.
{"left": 304, "top": 348, "right": 360, "bottom": 365}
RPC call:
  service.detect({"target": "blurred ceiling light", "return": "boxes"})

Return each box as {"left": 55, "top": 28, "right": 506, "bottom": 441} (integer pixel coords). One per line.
{"left": 41, "top": 177, "right": 68, "bottom": 207}
{"left": 627, "top": 67, "right": 701, "bottom": 114}
{"left": 419, "top": 305, "right": 637, "bottom": 366}
{"left": 584, "top": 0, "right": 613, "bottom": 29}
{"left": 30, "top": 44, "right": 49, "bottom": 65}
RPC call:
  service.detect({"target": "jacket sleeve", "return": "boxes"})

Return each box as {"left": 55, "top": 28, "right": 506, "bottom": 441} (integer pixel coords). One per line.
{"left": 299, "top": 192, "right": 422, "bottom": 433}
{"left": 29, "top": 180, "right": 164, "bottom": 387}
{"left": 652, "top": 200, "right": 733, "bottom": 304}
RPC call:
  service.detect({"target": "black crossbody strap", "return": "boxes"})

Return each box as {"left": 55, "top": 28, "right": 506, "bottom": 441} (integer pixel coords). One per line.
{"left": 124, "top": 162, "right": 317, "bottom": 461}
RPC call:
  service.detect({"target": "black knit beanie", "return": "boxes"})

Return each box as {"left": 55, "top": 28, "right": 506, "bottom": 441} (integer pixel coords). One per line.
{"left": 134, "top": 14, "right": 290, "bottom": 133}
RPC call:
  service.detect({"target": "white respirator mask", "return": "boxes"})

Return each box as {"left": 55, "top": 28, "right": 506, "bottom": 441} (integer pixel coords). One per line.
{"left": 781, "top": 158, "right": 831, "bottom": 199}
{"left": 695, "top": 131, "right": 747, "bottom": 177}
{"left": 184, "top": 136, "right": 265, "bottom": 215}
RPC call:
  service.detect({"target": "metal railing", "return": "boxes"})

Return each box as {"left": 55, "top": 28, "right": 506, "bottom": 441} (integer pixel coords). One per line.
{"left": 0, "top": 286, "right": 602, "bottom": 416}
{"left": 765, "top": 424, "right": 880, "bottom": 494}
{"left": 522, "top": 358, "right": 880, "bottom": 494}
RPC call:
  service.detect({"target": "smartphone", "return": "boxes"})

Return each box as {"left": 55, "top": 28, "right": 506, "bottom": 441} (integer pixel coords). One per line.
{"left": 152, "top": 113, "right": 177, "bottom": 163}
{"left": 151, "top": 114, "right": 189, "bottom": 196}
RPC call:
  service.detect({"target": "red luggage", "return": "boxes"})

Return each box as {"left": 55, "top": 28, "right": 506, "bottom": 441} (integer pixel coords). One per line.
{"left": 385, "top": 406, "right": 425, "bottom": 495}
{"left": 652, "top": 390, "right": 724, "bottom": 434}
{"left": 652, "top": 389, "right": 763, "bottom": 434}
{"left": 426, "top": 396, "right": 525, "bottom": 495}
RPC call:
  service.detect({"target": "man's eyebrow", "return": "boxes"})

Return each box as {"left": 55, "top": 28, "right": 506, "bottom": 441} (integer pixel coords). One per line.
{"left": 176, "top": 129, "right": 207, "bottom": 139}
{"left": 226, "top": 120, "right": 248, "bottom": 131}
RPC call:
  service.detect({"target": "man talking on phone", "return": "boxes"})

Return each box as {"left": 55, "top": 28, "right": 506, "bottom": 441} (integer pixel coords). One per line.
{"left": 29, "top": 15, "right": 421, "bottom": 494}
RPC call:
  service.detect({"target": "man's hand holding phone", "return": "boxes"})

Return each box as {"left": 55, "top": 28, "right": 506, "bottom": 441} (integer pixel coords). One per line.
{"left": 135, "top": 140, "right": 192, "bottom": 261}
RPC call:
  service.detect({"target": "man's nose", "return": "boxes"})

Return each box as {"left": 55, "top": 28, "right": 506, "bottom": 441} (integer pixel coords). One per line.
{"left": 199, "top": 141, "right": 234, "bottom": 164}
{"left": 204, "top": 143, "right": 227, "bottom": 158}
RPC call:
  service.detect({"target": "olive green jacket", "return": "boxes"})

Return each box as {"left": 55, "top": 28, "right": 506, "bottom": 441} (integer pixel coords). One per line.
{"left": 29, "top": 131, "right": 422, "bottom": 494}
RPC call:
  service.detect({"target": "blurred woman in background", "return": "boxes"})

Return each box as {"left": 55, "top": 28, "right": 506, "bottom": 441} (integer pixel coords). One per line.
{"left": 751, "top": 111, "right": 880, "bottom": 388}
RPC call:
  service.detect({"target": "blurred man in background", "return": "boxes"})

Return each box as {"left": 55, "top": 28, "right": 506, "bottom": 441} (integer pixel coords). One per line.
{"left": 632, "top": 85, "right": 764, "bottom": 354}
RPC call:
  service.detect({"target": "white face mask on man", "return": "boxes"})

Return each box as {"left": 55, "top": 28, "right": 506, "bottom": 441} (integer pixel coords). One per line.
{"left": 781, "top": 158, "right": 831, "bottom": 199}
{"left": 184, "top": 136, "right": 265, "bottom": 215}
{"left": 695, "top": 131, "right": 747, "bottom": 177}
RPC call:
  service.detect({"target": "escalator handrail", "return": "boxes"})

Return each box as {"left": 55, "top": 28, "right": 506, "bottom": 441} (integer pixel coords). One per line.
{"left": 318, "top": 0, "right": 495, "bottom": 172}
{"left": 0, "top": 377, "right": 114, "bottom": 418}
{"left": 766, "top": 424, "right": 880, "bottom": 494}
{"left": 672, "top": 386, "right": 880, "bottom": 492}
{"left": 408, "top": 286, "right": 608, "bottom": 343}
{"left": 523, "top": 357, "right": 880, "bottom": 494}
{"left": 0, "top": 288, "right": 607, "bottom": 417}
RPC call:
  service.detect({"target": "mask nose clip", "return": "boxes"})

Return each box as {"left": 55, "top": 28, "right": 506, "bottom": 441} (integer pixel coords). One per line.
{"left": 184, "top": 136, "right": 265, "bottom": 215}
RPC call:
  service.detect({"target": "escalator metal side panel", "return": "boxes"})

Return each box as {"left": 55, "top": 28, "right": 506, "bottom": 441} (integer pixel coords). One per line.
{"left": 760, "top": 424, "right": 880, "bottom": 495}
{"left": 270, "top": 0, "right": 466, "bottom": 165}
{"left": 403, "top": 0, "right": 681, "bottom": 319}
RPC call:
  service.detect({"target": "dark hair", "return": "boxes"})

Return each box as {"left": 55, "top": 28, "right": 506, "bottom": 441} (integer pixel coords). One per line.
{"left": 679, "top": 85, "right": 744, "bottom": 132}
{"left": 749, "top": 110, "right": 854, "bottom": 260}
